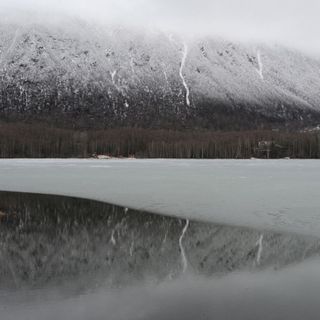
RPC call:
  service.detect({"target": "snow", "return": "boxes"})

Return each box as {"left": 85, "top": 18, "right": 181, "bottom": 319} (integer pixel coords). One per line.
{"left": 163, "top": 70, "right": 169, "bottom": 85}
{"left": 179, "top": 43, "right": 191, "bottom": 106}
{"left": 1, "top": 20, "right": 320, "bottom": 118}
{"left": 0, "top": 159, "right": 320, "bottom": 237}
{"left": 110, "top": 70, "right": 117, "bottom": 84}
{"left": 0, "top": 27, "right": 19, "bottom": 66}
{"left": 129, "top": 54, "right": 135, "bottom": 74}
{"left": 256, "top": 50, "right": 264, "bottom": 80}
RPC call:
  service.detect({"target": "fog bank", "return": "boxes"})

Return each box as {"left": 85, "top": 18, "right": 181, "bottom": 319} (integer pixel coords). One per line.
{"left": 1, "top": 0, "right": 320, "bottom": 54}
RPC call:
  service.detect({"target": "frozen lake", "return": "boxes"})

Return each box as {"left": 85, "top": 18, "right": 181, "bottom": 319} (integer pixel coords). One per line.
{"left": 0, "top": 159, "right": 320, "bottom": 236}
{"left": 1, "top": 191, "right": 320, "bottom": 320}
{"left": 1, "top": 160, "right": 320, "bottom": 319}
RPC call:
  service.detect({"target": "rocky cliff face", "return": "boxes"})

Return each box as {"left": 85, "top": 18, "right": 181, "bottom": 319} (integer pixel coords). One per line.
{"left": 1, "top": 17, "right": 320, "bottom": 129}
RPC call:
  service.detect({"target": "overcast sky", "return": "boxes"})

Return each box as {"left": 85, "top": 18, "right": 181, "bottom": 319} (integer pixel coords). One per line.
{"left": 2, "top": 0, "right": 320, "bottom": 54}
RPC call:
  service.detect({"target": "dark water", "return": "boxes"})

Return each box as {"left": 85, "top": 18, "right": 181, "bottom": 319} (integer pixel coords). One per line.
{"left": 1, "top": 191, "right": 320, "bottom": 319}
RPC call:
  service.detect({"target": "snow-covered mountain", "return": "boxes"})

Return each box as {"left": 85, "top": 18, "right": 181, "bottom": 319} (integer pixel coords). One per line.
{"left": 1, "top": 17, "right": 320, "bottom": 129}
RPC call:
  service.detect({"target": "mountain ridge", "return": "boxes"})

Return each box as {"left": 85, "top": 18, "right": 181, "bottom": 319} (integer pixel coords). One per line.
{"left": 1, "top": 17, "right": 320, "bottom": 129}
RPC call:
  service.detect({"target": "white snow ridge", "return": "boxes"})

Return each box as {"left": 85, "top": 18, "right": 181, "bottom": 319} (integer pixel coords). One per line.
{"left": 110, "top": 70, "right": 117, "bottom": 84}
{"left": 179, "top": 43, "right": 191, "bottom": 106}
{"left": 256, "top": 50, "right": 264, "bottom": 80}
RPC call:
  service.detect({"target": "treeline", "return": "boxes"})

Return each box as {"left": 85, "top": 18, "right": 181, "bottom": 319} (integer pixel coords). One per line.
{"left": 0, "top": 122, "right": 320, "bottom": 159}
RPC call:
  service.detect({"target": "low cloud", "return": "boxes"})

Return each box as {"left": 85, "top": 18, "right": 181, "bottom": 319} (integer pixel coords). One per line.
{"left": 2, "top": 0, "right": 320, "bottom": 54}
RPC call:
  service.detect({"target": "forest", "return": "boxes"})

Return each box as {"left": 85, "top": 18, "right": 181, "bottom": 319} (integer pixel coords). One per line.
{"left": 1, "top": 122, "right": 320, "bottom": 159}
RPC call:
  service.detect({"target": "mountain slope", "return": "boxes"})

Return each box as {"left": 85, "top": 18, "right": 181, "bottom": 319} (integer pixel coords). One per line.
{"left": 1, "top": 17, "right": 320, "bottom": 129}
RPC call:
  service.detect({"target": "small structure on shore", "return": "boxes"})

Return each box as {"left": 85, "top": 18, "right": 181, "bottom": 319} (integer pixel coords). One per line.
{"left": 256, "top": 140, "right": 285, "bottom": 159}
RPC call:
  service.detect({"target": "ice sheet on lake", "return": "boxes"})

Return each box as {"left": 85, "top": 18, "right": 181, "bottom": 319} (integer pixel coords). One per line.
{"left": 0, "top": 159, "right": 320, "bottom": 237}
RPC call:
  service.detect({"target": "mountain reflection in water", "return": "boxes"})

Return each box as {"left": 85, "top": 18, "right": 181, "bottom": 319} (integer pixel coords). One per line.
{"left": 1, "top": 191, "right": 320, "bottom": 319}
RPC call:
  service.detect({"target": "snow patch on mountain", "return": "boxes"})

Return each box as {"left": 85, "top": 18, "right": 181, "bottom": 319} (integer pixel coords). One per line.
{"left": 256, "top": 50, "right": 264, "bottom": 80}
{"left": 179, "top": 43, "right": 191, "bottom": 106}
